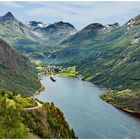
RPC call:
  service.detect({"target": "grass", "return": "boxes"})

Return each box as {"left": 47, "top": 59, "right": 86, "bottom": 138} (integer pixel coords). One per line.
{"left": 57, "top": 66, "right": 77, "bottom": 77}
{"left": 38, "top": 65, "right": 78, "bottom": 77}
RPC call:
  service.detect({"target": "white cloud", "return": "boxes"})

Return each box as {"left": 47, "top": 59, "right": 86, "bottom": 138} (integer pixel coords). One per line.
{"left": 0, "top": 1, "right": 24, "bottom": 8}
{"left": 26, "top": 2, "right": 139, "bottom": 24}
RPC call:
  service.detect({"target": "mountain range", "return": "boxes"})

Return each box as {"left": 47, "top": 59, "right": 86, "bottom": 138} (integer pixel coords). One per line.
{"left": 0, "top": 12, "right": 77, "bottom": 61}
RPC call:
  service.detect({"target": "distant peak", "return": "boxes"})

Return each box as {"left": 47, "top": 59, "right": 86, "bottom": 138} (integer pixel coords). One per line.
{"left": 27, "top": 21, "right": 43, "bottom": 25}
{"left": 4, "top": 12, "right": 15, "bottom": 19}
{"left": 84, "top": 23, "right": 104, "bottom": 30}
{"left": 54, "top": 21, "right": 76, "bottom": 29}
{"left": 57, "top": 21, "right": 64, "bottom": 24}
{"left": 0, "top": 12, "right": 15, "bottom": 22}
{"left": 107, "top": 22, "right": 119, "bottom": 27}
{"left": 26, "top": 21, "right": 48, "bottom": 28}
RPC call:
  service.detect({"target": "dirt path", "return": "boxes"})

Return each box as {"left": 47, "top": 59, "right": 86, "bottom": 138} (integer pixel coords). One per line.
{"left": 23, "top": 101, "right": 43, "bottom": 111}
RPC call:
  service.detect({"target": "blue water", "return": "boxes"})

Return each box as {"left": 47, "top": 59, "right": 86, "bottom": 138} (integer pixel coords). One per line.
{"left": 36, "top": 76, "right": 140, "bottom": 138}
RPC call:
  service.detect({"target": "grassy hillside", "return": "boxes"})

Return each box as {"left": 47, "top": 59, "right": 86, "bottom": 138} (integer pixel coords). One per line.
{"left": 0, "top": 39, "right": 41, "bottom": 96}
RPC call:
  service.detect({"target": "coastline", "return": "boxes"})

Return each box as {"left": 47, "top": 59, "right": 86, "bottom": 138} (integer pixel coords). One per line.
{"left": 101, "top": 97, "right": 140, "bottom": 118}
{"left": 78, "top": 73, "right": 140, "bottom": 116}
{"left": 31, "top": 85, "right": 45, "bottom": 98}
{"left": 79, "top": 74, "right": 140, "bottom": 117}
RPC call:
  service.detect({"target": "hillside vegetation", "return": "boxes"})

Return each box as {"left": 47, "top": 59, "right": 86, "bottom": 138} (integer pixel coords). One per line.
{"left": 0, "top": 38, "right": 41, "bottom": 96}
{"left": 0, "top": 89, "right": 76, "bottom": 138}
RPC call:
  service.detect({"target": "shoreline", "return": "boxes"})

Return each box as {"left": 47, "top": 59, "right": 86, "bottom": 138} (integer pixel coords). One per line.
{"left": 102, "top": 99, "right": 140, "bottom": 118}
{"left": 75, "top": 74, "right": 140, "bottom": 117}
{"left": 31, "top": 84, "right": 45, "bottom": 98}
{"left": 78, "top": 73, "right": 140, "bottom": 117}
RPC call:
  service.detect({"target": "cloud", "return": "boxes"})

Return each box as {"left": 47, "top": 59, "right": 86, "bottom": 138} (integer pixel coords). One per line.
{"left": 0, "top": 1, "right": 24, "bottom": 8}
{"left": 26, "top": 1, "right": 140, "bottom": 25}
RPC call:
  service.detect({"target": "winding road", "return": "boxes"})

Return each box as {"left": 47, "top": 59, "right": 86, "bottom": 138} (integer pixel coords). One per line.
{"left": 23, "top": 101, "right": 43, "bottom": 111}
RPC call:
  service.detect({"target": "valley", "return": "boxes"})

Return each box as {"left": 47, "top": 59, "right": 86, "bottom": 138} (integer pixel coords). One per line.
{"left": 0, "top": 9, "right": 140, "bottom": 138}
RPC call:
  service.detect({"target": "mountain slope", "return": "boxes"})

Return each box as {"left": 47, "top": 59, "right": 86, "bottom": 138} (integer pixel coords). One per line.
{"left": 27, "top": 21, "right": 77, "bottom": 45}
{"left": 0, "top": 12, "right": 46, "bottom": 57}
{"left": 48, "top": 16, "right": 140, "bottom": 112}
{"left": 0, "top": 12, "right": 39, "bottom": 44}
{"left": 0, "top": 38, "right": 41, "bottom": 96}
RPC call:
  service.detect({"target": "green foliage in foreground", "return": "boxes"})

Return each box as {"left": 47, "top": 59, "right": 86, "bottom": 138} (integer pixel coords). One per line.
{"left": 0, "top": 89, "right": 76, "bottom": 139}
{"left": 23, "top": 102, "right": 76, "bottom": 138}
{"left": 0, "top": 90, "right": 29, "bottom": 138}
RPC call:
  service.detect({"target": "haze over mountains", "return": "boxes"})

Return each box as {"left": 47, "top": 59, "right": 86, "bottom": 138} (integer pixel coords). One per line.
{"left": 1, "top": 11, "right": 140, "bottom": 112}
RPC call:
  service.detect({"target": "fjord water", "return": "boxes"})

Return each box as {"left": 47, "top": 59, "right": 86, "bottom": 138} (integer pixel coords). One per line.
{"left": 36, "top": 76, "right": 140, "bottom": 138}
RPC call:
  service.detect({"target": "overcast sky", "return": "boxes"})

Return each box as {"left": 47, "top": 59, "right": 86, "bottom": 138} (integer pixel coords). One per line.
{"left": 0, "top": 1, "right": 140, "bottom": 30}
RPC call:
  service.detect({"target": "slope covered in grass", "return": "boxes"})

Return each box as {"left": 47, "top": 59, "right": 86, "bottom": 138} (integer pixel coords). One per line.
{"left": 0, "top": 38, "right": 41, "bottom": 96}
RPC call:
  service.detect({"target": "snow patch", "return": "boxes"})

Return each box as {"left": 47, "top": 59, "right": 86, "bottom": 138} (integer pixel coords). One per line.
{"left": 38, "top": 23, "right": 44, "bottom": 28}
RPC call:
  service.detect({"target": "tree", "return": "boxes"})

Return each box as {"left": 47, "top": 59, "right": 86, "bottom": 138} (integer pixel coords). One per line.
{"left": 0, "top": 97, "right": 29, "bottom": 138}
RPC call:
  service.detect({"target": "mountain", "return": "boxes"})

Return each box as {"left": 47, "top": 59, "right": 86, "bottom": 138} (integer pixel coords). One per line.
{"left": 48, "top": 15, "right": 140, "bottom": 112}
{"left": 25, "top": 20, "right": 78, "bottom": 61}
{"left": 26, "top": 21, "right": 47, "bottom": 29}
{"left": 0, "top": 12, "right": 39, "bottom": 43}
{"left": 0, "top": 38, "right": 41, "bottom": 96}
{"left": 61, "top": 22, "right": 119, "bottom": 45}
{"left": 47, "top": 22, "right": 120, "bottom": 61}
{"left": 0, "top": 12, "right": 78, "bottom": 61}
{"left": 27, "top": 21, "right": 77, "bottom": 45}
{"left": 0, "top": 12, "right": 15, "bottom": 22}
{"left": 0, "top": 12, "right": 45, "bottom": 56}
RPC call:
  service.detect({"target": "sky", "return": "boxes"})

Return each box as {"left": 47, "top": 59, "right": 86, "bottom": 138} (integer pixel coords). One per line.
{"left": 0, "top": 1, "right": 140, "bottom": 30}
